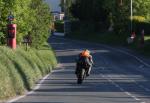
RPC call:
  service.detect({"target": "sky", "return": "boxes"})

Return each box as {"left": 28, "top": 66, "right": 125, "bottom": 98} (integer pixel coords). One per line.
{"left": 44, "top": 0, "right": 61, "bottom": 12}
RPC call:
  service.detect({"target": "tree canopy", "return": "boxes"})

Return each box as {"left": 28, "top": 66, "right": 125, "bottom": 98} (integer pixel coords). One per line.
{"left": 70, "top": 0, "right": 108, "bottom": 22}
{"left": 70, "top": 0, "right": 150, "bottom": 34}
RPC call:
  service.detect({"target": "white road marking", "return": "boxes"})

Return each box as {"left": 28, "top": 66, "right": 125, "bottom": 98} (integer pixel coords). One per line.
{"left": 7, "top": 95, "right": 26, "bottom": 103}
{"left": 7, "top": 64, "right": 65, "bottom": 103}
{"left": 95, "top": 44, "right": 150, "bottom": 68}
{"left": 131, "top": 96, "right": 141, "bottom": 101}
{"left": 139, "top": 65, "right": 144, "bottom": 68}
{"left": 131, "top": 80, "right": 150, "bottom": 93}
{"left": 125, "top": 92, "right": 132, "bottom": 96}
{"left": 138, "top": 84, "right": 150, "bottom": 92}
{"left": 52, "top": 37, "right": 150, "bottom": 102}
{"left": 60, "top": 37, "right": 150, "bottom": 96}
{"left": 7, "top": 74, "right": 50, "bottom": 103}
{"left": 53, "top": 36, "right": 150, "bottom": 67}
{"left": 100, "top": 74, "right": 146, "bottom": 102}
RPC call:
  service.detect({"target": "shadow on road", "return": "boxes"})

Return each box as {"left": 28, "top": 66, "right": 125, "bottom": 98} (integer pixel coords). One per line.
{"left": 47, "top": 36, "right": 150, "bottom": 101}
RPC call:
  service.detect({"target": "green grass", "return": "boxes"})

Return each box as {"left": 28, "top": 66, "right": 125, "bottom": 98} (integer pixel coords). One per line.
{"left": 0, "top": 44, "right": 57, "bottom": 100}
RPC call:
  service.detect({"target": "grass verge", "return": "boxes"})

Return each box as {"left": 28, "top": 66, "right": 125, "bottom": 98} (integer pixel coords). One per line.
{"left": 0, "top": 43, "right": 57, "bottom": 100}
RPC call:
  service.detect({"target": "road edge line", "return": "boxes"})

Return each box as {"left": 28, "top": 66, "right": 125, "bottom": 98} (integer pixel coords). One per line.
{"left": 7, "top": 63, "right": 64, "bottom": 103}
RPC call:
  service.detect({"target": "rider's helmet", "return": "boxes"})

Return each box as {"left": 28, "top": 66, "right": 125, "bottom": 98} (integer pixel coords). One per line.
{"left": 85, "top": 49, "right": 90, "bottom": 54}
{"left": 81, "top": 49, "right": 90, "bottom": 57}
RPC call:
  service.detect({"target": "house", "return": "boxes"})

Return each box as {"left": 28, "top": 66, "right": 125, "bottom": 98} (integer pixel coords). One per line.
{"left": 44, "top": 0, "right": 64, "bottom": 21}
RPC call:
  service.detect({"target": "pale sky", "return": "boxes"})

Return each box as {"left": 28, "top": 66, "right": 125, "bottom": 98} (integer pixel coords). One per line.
{"left": 44, "top": 0, "right": 61, "bottom": 12}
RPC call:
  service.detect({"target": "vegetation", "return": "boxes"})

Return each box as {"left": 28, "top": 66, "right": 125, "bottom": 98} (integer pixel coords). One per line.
{"left": 0, "top": 0, "right": 52, "bottom": 48}
{"left": 69, "top": 0, "right": 150, "bottom": 34}
{"left": 0, "top": 0, "right": 58, "bottom": 100}
{"left": 0, "top": 44, "right": 57, "bottom": 100}
{"left": 68, "top": 31, "right": 128, "bottom": 46}
{"left": 70, "top": 0, "right": 109, "bottom": 33}
{"left": 67, "top": 0, "right": 150, "bottom": 55}
{"left": 55, "top": 20, "right": 64, "bottom": 32}
{"left": 60, "top": 0, "right": 74, "bottom": 18}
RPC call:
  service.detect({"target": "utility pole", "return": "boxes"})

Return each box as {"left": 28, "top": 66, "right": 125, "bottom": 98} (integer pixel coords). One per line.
{"left": 64, "top": 0, "right": 67, "bottom": 36}
{"left": 64, "top": 0, "right": 70, "bottom": 36}
{"left": 131, "top": 0, "right": 133, "bottom": 33}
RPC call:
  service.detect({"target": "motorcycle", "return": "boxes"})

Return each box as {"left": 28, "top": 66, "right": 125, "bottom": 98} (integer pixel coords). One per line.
{"left": 75, "top": 56, "right": 91, "bottom": 84}
{"left": 76, "top": 65, "right": 88, "bottom": 84}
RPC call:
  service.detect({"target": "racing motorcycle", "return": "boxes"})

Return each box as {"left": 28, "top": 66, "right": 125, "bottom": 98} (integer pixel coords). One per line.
{"left": 76, "top": 63, "right": 89, "bottom": 84}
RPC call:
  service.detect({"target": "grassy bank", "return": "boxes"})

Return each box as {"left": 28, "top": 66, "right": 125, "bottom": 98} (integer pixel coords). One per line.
{"left": 0, "top": 44, "right": 57, "bottom": 100}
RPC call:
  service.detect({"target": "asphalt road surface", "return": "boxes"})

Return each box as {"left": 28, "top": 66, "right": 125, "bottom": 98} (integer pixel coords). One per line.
{"left": 9, "top": 36, "right": 150, "bottom": 103}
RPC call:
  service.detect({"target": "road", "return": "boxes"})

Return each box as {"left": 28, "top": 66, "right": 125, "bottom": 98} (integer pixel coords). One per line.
{"left": 9, "top": 36, "right": 150, "bottom": 103}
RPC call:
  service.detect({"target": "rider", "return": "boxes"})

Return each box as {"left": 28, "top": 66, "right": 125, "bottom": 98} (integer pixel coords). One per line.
{"left": 75, "top": 49, "right": 94, "bottom": 76}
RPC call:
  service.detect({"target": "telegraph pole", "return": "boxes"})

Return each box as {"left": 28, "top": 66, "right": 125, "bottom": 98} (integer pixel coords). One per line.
{"left": 64, "top": 0, "right": 70, "bottom": 36}
{"left": 64, "top": 0, "right": 67, "bottom": 36}
{"left": 131, "top": 0, "right": 133, "bottom": 33}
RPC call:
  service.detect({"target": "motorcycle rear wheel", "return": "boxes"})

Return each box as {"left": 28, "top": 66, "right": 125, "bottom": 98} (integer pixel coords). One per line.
{"left": 77, "top": 68, "right": 86, "bottom": 84}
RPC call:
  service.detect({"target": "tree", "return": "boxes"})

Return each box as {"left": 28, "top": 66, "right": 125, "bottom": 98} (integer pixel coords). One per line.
{"left": 29, "top": 0, "right": 51, "bottom": 48}
{"left": 0, "top": 0, "right": 52, "bottom": 47}
{"left": 103, "top": 0, "right": 150, "bottom": 33}
{"left": 71, "top": 0, "right": 106, "bottom": 22}
{"left": 70, "top": 0, "right": 109, "bottom": 32}
{"left": 70, "top": 0, "right": 150, "bottom": 34}
{"left": 60, "top": 0, "right": 74, "bottom": 18}
{"left": 133, "top": 0, "right": 150, "bottom": 20}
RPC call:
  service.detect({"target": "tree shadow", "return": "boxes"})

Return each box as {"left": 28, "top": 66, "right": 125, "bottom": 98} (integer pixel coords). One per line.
{"left": 48, "top": 35, "right": 150, "bottom": 100}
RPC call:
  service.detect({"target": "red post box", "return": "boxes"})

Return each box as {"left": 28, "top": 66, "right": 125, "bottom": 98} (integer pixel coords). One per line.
{"left": 7, "top": 24, "right": 16, "bottom": 49}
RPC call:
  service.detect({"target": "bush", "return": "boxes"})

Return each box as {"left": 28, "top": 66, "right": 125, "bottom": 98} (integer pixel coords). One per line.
{"left": 0, "top": 48, "right": 25, "bottom": 99}
{"left": 55, "top": 20, "right": 64, "bottom": 32}
{"left": 70, "top": 20, "right": 108, "bottom": 33}
{"left": 0, "top": 64, "right": 16, "bottom": 99}
{"left": 132, "top": 16, "right": 150, "bottom": 35}
{"left": 132, "top": 16, "right": 146, "bottom": 22}
{"left": 0, "top": 45, "right": 57, "bottom": 100}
